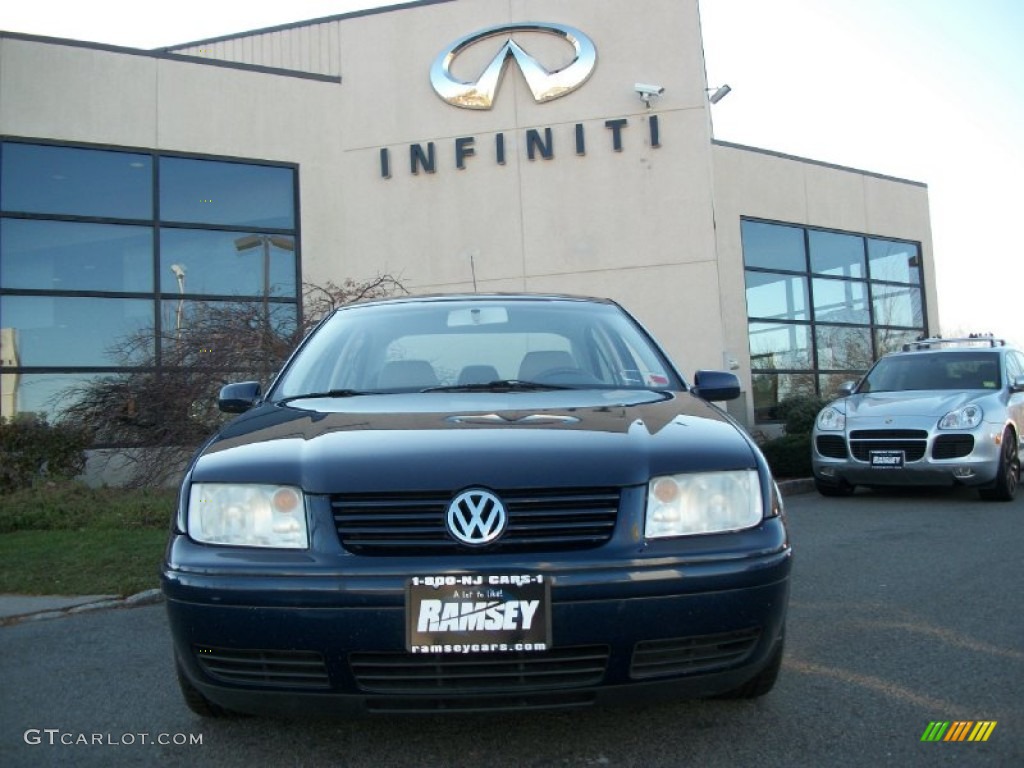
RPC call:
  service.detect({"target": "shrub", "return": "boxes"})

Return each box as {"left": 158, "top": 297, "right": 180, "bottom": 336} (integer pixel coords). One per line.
{"left": 759, "top": 433, "right": 812, "bottom": 478}
{"left": 0, "top": 417, "right": 92, "bottom": 492}
{"left": 775, "top": 394, "right": 829, "bottom": 436}
{"left": 758, "top": 393, "right": 828, "bottom": 478}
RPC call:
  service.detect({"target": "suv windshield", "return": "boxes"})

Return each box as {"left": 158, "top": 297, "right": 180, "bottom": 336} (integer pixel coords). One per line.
{"left": 859, "top": 351, "right": 1002, "bottom": 393}
{"left": 272, "top": 298, "right": 681, "bottom": 398}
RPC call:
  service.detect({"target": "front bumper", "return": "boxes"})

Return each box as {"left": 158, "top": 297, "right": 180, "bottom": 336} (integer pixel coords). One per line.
{"left": 812, "top": 422, "right": 1005, "bottom": 488}
{"left": 163, "top": 519, "right": 791, "bottom": 715}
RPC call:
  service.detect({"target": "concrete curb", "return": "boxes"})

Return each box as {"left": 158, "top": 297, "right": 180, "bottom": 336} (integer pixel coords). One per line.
{"left": 777, "top": 477, "right": 816, "bottom": 496}
{"left": 0, "top": 588, "right": 163, "bottom": 627}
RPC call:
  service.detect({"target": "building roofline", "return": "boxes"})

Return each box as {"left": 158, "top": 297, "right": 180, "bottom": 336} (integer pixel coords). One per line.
{"left": 155, "top": 0, "right": 457, "bottom": 51}
{"left": 0, "top": 31, "right": 341, "bottom": 83}
{"left": 712, "top": 138, "right": 927, "bottom": 188}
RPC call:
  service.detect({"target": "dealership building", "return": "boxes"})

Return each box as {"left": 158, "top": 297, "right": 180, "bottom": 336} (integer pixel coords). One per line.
{"left": 0, "top": 0, "right": 935, "bottom": 430}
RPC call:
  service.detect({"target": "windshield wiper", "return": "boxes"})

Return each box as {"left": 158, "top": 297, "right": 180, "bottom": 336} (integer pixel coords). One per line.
{"left": 276, "top": 389, "right": 370, "bottom": 404}
{"left": 420, "top": 379, "right": 573, "bottom": 393}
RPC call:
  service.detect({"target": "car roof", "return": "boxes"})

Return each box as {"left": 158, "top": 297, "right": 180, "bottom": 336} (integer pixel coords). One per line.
{"left": 340, "top": 292, "right": 621, "bottom": 310}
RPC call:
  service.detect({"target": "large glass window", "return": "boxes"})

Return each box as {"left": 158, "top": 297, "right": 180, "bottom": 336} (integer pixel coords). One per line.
{"left": 0, "top": 140, "right": 300, "bottom": 432}
{"left": 1, "top": 219, "right": 153, "bottom": 292}
{"left": 0, "top": 143, "right": 152, "bottom": 219}
{"left": 742, "top": 219, "right": 925, "bottom": 423}
{"left": 159, "top": 157, "right": 295, "bottom": 228}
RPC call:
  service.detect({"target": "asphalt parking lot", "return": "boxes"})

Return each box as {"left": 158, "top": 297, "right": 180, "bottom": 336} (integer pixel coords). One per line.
{"left": 1, "top": 486, "right": 1021, "bottom": 768}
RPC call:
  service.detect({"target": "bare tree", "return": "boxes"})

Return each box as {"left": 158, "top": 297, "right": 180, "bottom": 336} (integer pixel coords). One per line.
{"left": 60, "top": 275, "right": 406, "bottom": 487}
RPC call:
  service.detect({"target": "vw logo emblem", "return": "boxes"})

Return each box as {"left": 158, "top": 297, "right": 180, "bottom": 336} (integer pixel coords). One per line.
{"left": 447, "top": 489, "right": 507, "bottom": 545}
{"left": 430, "top": 22, "right": 597, "bottom": 110}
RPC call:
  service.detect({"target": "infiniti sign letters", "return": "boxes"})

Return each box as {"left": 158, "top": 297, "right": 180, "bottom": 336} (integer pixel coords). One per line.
{"left": 430, "top": 22, "right": 597, "bottom": 109}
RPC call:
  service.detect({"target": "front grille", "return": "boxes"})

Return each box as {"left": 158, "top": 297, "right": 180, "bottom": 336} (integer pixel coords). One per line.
{"left": 194, "top": 647, "right": 330, "bottom": 689}
{"left": 630, "top": 628, "right": 761, "bottom": 680}
{"left": 849, "top": 429, "right": 928, "bottom": 462}
{"left": 933, "top": 434, "right": 975, "bottom": 459}
{"left": 332, "top": 488, "right": 620, "bottom": 555}
{"left": 350, "top": 645, "right": 609, "bottom": 695}
{"left": 815, "top": 434, "right": 848, "bottom": 459}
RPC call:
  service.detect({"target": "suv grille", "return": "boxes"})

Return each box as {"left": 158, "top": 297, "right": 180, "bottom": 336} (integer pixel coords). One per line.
{"left": 815, "top": 434, "right": 848, "bottom": 459}
{"left": 932, "top": 434, "right": 975, "bottom": 459}
{"left": 849, "top": 429, "right": 928, "bottom": 462}
{"left": 332, "top": 488, "right": 619, "bottom": 555}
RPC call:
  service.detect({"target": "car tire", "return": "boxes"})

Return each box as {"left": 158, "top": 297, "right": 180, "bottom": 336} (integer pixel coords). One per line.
{"left": 715, "top": 635, "right": 784, "bottom": 699}
{"left": 979, "top": 428, "right": 1019, "bottom": 502}
{"left": 175, "top": 658, "right": 238, "bottom": 718}
{"left": 815, "top": 478, "right": 855, "bottom": 497}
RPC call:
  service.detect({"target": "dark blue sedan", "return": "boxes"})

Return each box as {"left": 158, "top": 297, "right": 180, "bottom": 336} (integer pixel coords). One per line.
{"left": 162, "top": 294, "right": 791, "bottom": 716}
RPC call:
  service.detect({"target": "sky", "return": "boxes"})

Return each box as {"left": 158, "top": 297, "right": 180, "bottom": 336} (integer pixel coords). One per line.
{"left": 3, "top": 0, "right": 1023, "bottom": 346}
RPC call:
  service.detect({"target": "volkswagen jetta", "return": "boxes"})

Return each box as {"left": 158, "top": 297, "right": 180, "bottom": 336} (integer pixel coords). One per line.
{"left": 162, "top": 294, "right": 791, "bottom": 716}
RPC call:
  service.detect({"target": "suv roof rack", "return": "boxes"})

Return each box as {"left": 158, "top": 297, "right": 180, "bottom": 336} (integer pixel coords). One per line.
{"left": 902, "top": 336, "right": 1006, "bottom": 351}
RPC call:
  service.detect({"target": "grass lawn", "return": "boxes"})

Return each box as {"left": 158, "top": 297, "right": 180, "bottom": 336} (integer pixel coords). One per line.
{"left": 0, "top": 483, "right": 177, "bottom": 596}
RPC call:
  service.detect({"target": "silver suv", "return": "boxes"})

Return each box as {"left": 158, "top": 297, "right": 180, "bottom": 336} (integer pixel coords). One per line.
{"left": 812, "top": 337, "right": 1024, "bottom": 500}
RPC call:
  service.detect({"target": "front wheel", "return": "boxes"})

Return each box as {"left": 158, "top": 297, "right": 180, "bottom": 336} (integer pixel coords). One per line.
{"left": 979, "top": 428, "right": 1019, "bottom": 502}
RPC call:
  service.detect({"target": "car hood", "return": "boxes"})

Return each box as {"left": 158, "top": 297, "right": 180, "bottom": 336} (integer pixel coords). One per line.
{"left": 190, "top": 390, "right": 758, "bottom": 493}
{"left": 842, "top": 390, "right": 993, "bottom": 420}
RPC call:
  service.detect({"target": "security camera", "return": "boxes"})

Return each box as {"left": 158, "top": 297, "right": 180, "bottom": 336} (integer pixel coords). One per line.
{"left": 635, "top": 83, "right": 665, "bottom": 98}
{"left": 634, "top": 83, "right": 665, "bottom": 108}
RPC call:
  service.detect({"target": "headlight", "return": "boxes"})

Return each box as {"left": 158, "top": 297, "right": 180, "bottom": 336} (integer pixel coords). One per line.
{"left": 938, "top": 404, "right": 983, "bottom": 430}
{"left": 645, "top": 470, "right": 763, "bottom": 538}
{"left": 816, "top": 406, "right": 846, "bottom": 431}
{"left": 188, "top": 483, "right": 308, "bottom": 548}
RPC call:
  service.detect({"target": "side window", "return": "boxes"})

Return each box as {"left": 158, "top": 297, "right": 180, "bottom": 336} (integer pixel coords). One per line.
{"left": 1007, "top": 352, "right": 1024, "bottom": 383}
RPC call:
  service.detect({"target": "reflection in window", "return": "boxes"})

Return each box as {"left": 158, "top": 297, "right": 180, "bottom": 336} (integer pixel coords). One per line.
{"left": 1, "top": 219, "right": 153, "bottom": 292}
{"left": 871, "top": 284, "right": 923, "bottom": 328}
{"left": 815, "top": 325, "right": 873, "bottom": 370}
{"left": 741, "top": 220, "right": 806, "bottom": 271}
{"left": 748, "top": 322, "right": 811, "bottom": 370}
{"left": 0, "top": 140, "right": 301, "bottom": 431}
{"left": 751, "top": 372, "right": 816, "bottom": 422}
{"left": 744, "top": 271, "right": 809, "bottom": 321}
{"left": 809, "top": 230, "right": 865, "bottom": 278}
{"left": 159, "top": 158, "right": 295, "bottom": 228}
{"left": 160, "top": 230, "right": 296, "bottom": 297}
{"left": 0, "top": 143, "right": 152, "bottom": 219}
{"left": 812, "top": 278, "right": 870, "bottom": 324}
{"left": 0, "top": 296, "right": 153, "bottom": 367}
{"left": 868, "top": 238, "right": 920, "bottom": 284}
{"left": 0, "top": 372, "right": 102, "bottom": 422}
{"left": 742, "top": 219, "right": 925, "bottom": 423}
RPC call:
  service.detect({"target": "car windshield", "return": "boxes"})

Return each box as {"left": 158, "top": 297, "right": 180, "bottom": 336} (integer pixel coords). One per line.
{"left": 271, "top": 297, "right": 682, "bottom": 398}
{"left": 859, "top": 351, "right": 1002, "bottom": 393}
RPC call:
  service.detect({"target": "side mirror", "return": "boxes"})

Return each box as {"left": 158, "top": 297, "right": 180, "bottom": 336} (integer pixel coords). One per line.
{"left": 691, "top": 370, "right": 741, "bottom": 402}
{"left": 1011, "top": 375, "right": 1024, "bottom": 394}
{"left": 837, "top": 380, "right": 858, "bottom": 397}
{"left": 218, "top": 381, "right": 262, "bottom": 413}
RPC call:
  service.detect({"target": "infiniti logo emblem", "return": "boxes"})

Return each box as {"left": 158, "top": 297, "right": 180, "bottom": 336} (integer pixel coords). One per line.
{"left": 430, "top": 22, "right": 597, "bottom": 110}
{"left": 447, "top": 489, "right": 508, "bottom": 545}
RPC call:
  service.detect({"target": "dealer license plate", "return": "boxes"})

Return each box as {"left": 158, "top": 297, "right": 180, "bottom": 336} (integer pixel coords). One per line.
{"left": 406, "top": 573, "right": 551, "bottom": 653}
{"left": 870, "top": 450, "right": 905, "bottom": 469}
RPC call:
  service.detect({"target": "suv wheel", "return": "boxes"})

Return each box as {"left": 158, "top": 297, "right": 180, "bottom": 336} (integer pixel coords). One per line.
{"left": 979, "top": 428, "right": 1019, "bottom": 502}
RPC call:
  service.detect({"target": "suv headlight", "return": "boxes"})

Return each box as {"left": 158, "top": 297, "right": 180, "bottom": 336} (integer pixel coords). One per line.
{"left": 188, "top": 483, "right": 308, "bottom": 548}
{"left": 938, "top": 404, "right": 983, "bottom": 430}
{"left": 645, "top": 470, "right": 762, "bottom": 538}
{"left": 816, "top": 406, "right": 846, "bottom": 431}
